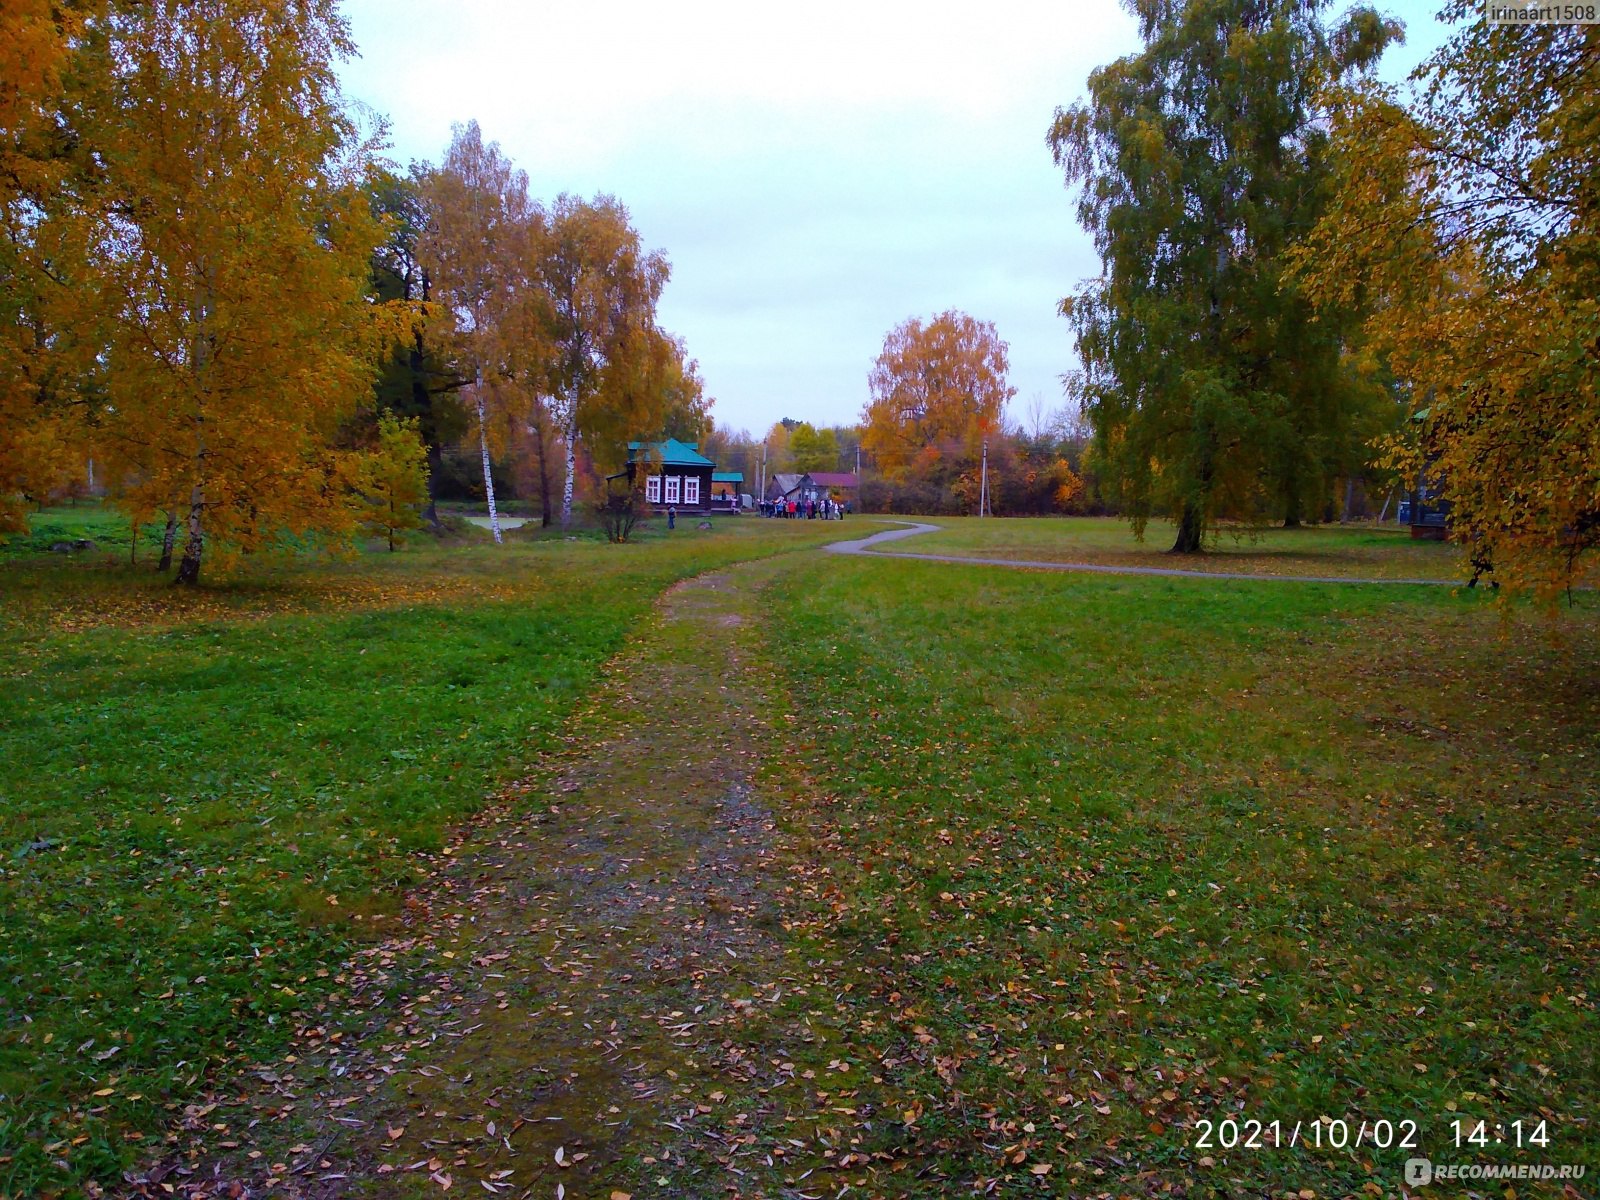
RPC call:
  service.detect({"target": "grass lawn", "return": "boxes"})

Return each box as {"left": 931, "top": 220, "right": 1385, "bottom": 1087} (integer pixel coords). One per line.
{"left": 870, "top": 514, "right": 1486, "bottom": 581}
{"left": 756, "top": 555, "right": 1600, "bottom": 1194}
{"left": 5, "top": 507, "right": 1597, "bottom": 1197}
{"left": 0, "top": 506, "right": 838, "bottom": 1194}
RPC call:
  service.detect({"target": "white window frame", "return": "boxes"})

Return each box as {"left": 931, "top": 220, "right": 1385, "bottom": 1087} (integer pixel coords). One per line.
{"left": 683, "top": 476, "right": 700, "bottom": 505}
{"left": 665, "top": 475, "right": 681, "bottom": 504}
{"left": 646, "top": 474, "right": 661, "bottom": 504}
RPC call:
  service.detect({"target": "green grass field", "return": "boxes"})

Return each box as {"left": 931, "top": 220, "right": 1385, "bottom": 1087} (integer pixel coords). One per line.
{"left": 757, "top": 554, "right": 1600, "bottom": 1193}
{"left": 0, "top": 506, "right": 838, "bottom": 1194}
{"left": 872, "top": 514, "right": 1479, "bottom": 580}
{"left": 3, "top": 508, "right": 1596, "bottom": 1196}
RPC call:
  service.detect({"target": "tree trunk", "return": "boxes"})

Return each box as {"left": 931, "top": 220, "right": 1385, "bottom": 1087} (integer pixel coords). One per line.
{"left": 173, "top": 486, "right": 204, "bottom": 586}
{"left": 1170, "top": 501, "right": 1205, "bottom": 554}
{"left": 533, "top": 412, "right": 553, "bottom": 527}
{"left": 157, "top": 509, "right": 178, "bottom": 572}
{"left": 422, "top": 441, "right": 443, "bottom": 530}
{"left": 475, "top": 369, "right": 502, "bottom": 544}
{"left": 560, "top": 404, "right": 577, "bottom": 529}
{"left": 1342, "top": 477, "right": 1356, "bottom": 523}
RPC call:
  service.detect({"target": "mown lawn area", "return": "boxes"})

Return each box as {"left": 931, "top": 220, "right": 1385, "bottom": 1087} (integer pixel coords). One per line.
{"left": 0, "top": 507, "right": 837, "bottom": 1195}
{"left": 875, "top": 515, "right": 1487, "bottom": 581}
{"left": 758, "top": 554, "right": 1599, "bottom": 1195}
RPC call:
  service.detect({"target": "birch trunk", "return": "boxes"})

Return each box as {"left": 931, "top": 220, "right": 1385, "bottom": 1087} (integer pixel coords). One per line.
{"left": 560, "top": 405, "right": 577, "bottom": 529}
{"left": 475, "top": 365, "right": 502, "bottom": 544}
{"left": 157, "top": 510, "right": 178, "bottom": 572}
{"left": 174, "top": 484, "right": 205, "bottom": 585}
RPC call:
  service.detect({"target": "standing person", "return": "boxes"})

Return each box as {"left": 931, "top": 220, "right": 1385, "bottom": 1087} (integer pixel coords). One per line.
{"left": 668, "top": 504, "right": 676, "bottom": 530}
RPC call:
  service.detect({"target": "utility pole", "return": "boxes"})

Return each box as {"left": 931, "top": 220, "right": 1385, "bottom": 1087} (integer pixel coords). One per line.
{"left": 759, "top": 441, "right": 767, "bottom": 500}
{"left": 979, "top": 438, "right": 989, "bottom": 517}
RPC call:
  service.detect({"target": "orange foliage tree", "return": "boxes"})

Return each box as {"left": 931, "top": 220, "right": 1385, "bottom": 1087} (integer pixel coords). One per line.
{"left": 861, "top": 310, "right": 1015, "bottom": 483}
{"left": 0, "top": 0, "right": 99, "bottom": 531}
{"left": 83, "top": 0, "right": 396, "bottom": 584}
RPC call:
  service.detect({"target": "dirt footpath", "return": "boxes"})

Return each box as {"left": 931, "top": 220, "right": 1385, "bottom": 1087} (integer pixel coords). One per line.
{"left": 133, "top": 568, "right": 847, "bottom": 1200}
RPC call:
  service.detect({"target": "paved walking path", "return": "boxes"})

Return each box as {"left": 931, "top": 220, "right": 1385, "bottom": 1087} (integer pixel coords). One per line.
{"left": 827, "top": 519, "right": 1458, "bottom": 586}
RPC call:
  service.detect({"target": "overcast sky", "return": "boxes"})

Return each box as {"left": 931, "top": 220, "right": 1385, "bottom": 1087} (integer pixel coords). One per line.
{"left": 336, "top": 0, "right": 1454, "bottom": 437}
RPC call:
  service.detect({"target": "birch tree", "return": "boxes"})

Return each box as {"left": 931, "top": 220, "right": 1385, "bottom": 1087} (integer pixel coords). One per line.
{"left": 85, "top": 0, "right": 390, "bottom": 584}
{"left": 1296, "top": 3, "right": 1600, "bottom": 602}
{"left": 1049, "top": 0, "right": 1399, "bottom": 551}
{"left": 535, "top": 194, "right": 668, "bottom": 527}
{"left": 418, "top": 121, "right": 540, "bottom": 542}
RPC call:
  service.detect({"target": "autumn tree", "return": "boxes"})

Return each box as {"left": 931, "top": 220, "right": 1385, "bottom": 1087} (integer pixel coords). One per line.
{"left": 534, "top": 193, "right": 669, "bottom": 527}
{"left": 587, "top": 326, "right": 708, "bottom": 471}
{"left": 418, "top": 121, "right": 541, "bottom": 542}
{"left": 1295, "top": 5, "right": 1599, "bottom": 601}
{"left": 355, "top": 412, "right": 429, "bottom": 550}
{"left": 789, "top": 422, "right": 840, "bottom": 473}
{"left": 861, "top": 310, "right": 1014, "bottom": 482}
{"left": 366, "top": 166, "right": 469, "bottom": 526}
{"left": 81, "top": 0, "right": 393, "bottom": 585}
{"left": 0, "top": 1, "right": 100, "bottom": 532}
{"left": 1050, "top": 0, "right": 1400, "bottom": 551}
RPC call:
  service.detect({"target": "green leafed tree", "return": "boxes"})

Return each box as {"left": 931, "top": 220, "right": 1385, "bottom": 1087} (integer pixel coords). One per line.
{"left": 356, "top": 412, "right": 429, "bottom": 550}
{"left": 365, "top": 166, "right": 470, "bottom": 527}
{"left": 788, "top": 422, "right": 840, "bottom": 473}
{"left": 1049, "top": 0, "right": 1400, "bottom": 551}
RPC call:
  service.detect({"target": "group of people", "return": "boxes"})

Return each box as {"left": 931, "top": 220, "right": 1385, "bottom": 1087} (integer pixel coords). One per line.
{"left": 761, "top": 494, "right": 849, "bottom": 520}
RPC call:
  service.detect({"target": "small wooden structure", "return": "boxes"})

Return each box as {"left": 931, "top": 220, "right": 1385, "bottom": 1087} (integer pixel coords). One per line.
{"left": 711, "top": 471, "right": 744, "bottom": 510}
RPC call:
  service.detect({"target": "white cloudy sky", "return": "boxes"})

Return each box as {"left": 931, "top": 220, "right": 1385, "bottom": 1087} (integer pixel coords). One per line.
{"left": 336, "top": 0, "right": 1454, "bottom": 436}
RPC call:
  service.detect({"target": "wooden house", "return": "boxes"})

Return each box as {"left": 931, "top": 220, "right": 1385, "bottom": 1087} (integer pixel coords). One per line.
{"left": 618, "top": 439, "right": 716, "bottom": 512}
{"left": 806, "top": 471, "right": 859, "bottom": 498}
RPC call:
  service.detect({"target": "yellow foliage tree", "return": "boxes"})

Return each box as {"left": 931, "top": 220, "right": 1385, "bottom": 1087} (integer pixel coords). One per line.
{"left": 82, "top": 0, "right": 395, "bottom": 584}
{"left": 534, "top": 193, "right": 669, "bottom": 527}
{"left": 418, "top": 121, "right": 541, "bottom": 543}
{"left": 356, "top": 413, "right": 429, "bottom": 551}
{"left": 1295, "top": 6, "right": 1598, "bottom": 603}
{"left": 0, "top": 1, "right": 99, "bottom": 533}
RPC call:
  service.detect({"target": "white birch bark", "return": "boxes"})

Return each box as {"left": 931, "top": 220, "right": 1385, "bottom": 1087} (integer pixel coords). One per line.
{"left": 475, "top": 364, "right": 502, "bottom": 544}
{"left": 560, "top": 402, "right": 577, "bottom": 529}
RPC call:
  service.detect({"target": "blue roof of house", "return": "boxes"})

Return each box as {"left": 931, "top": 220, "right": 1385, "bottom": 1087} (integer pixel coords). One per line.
{"left": 711, "top": 471, "right": 743, "bottom": 483}
{"left": 627, "top": 438, "right": 714, "bottom": 467}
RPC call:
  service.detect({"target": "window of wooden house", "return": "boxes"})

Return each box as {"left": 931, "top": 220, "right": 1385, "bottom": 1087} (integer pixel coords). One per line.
{"left": 646, "top": 474, "right": 661, "bottom": 503}
{"left": 665, "top": 475, "right": 681, "bottom": 504}
{"left": 683, "top": 476, "right": 700, "bottom": 505}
